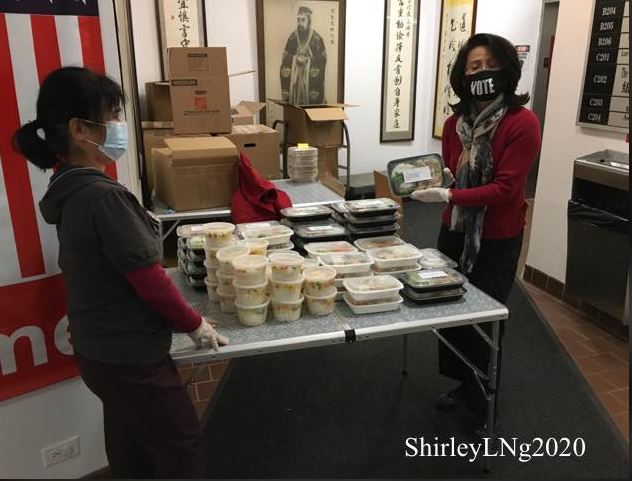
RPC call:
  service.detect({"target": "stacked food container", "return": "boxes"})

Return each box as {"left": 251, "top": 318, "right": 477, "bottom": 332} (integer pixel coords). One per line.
{"left": 288, "top": 146, "right": 318, "bottom": 183}
{"left": 280, "top": 205, "right": 348, "bottom": 255}
{"left": 332, "top": 199, "right": 401, "bottom": 241}
{"left": 202, "top": 222, "right": 238, "bottom": 309}
{"left": 232, "top": 255, "right": 270, "bottom": 326}
{"left": 303, "top": 266, "right": 338, "bottom": 316}
{"left": 318, "top": 251, "right": 374, "bottom": 300}
{"left": 238, "top": 222, "right": 295, "bottom": 253}
{"left": 399, "top": 268, "right": 467, "bottom": 304}
{"left": 268, "top": 252, "right": 305, "bottom": 322}
{"left": 367, "top": 243, "right": 423, "bottom": 275}
{"left": 177, "top": 225, "right": 210, "bottom": 290}
{"left": 342, "top": 275, "right": 404, "bottom": 314}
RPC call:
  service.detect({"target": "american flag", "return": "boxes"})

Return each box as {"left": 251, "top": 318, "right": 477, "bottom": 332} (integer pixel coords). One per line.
{"left": 0, "top": 0, "right": 126, "bottom": 400}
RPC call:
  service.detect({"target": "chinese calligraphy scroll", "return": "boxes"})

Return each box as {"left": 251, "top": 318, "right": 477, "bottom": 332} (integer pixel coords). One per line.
{"left": 432, "top": 0, "right": 477, "bottom": 138}
{"left": 381, "top": 0, "right": 421, "bottom": 142}
{"left": 156, "top": 0, "right": 207, "bottom": 79}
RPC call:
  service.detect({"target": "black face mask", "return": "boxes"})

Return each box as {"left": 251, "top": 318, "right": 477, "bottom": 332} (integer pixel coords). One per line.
{"left": 465, "top": 70, "right": 506, "bottom": 102}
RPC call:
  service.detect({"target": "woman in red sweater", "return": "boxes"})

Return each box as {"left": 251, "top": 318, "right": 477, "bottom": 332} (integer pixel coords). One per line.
{"left": 412, "top": 34, "right": 541, "bottom": 434}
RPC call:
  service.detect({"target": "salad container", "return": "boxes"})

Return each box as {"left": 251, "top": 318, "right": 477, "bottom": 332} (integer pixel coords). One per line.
{"left": 305, "top": 290, "right": 337, "bottom": 316}
{"left": 368, "top": 244, "right": 422, "bottom": 269}
{"left": 234, "top": 280, "right": 269, "bottom": 307}
{"left": 387, "top": 154, "right": 445, "bottom": 197}
{"left": 271, "top": 296, "right": 304, "bottom": 322}
{"left": 304, "top": 241, "right": 357, "bottom": 259}
{"left": 202, "top": 222, "right": 235, "bottom": 248}
{"left": 216, "top": 244, "right": 251, "bottom": 274}
{"left": 270, "top": 275, "right": 304, "bottom": 302}
{"left": 318, "top": 252, "right": 373, "bottom": 275}
{"left": 235, "top": 299, "right": 269, "bottom": 327}
{"left": 303, "top": 267, "right": 337, "bottom": 297}
{"left": 269, "top": 252, "right": 305, "bottom": 282}
{"left": 232, "top": 255, "right": 269, "bottom": 286}
{"left": 343, "top": 275, "right": 403, "bottom": 303}
{"left": 354, "top": 236, "right": 407, "bottom": 251}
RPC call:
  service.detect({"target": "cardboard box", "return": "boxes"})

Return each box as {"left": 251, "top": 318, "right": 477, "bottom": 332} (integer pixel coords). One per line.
{"left": 153, "top": 136, "right": 239, "bottom": 211}
{"left": 141, "top": 123, "right": 208, "bottom": 191}
{"left": 316, "top": 146, "right": 340, "bottom": 180}
{"left": 146, "top": 82, "right": 172, "bottom": 121}
{"left": 231, "top": 101, "right": 266, "bottom": 125}
{"left": 223, "top": 124, "right": 280, "bottom": 180}
{"left": 169, "top": 47, "right": 231, "bottom": 134}
{"left": 274, "top": 102, "right": 354, "bottom": 147}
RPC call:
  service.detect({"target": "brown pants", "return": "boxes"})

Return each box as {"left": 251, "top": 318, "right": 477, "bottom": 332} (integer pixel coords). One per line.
{"left": 75, "top": 353, "right": 205, "bottom": 479}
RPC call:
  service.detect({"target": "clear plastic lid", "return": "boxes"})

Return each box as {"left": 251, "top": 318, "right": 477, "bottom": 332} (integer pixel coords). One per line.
{"left": 304, "top": 241, "right": 357, "bottom": 256}
{"left": 303, "top": 266, "right": 337, "bottom": 282}
{"left": 269, "top": 252, "right": 305, "bottom": 267}
{"left": 267, "top": 240, "right": 295, "bottom": 252}
{"left": 281, "top": 205, "right": 333, "bottom": 219}
{"left": 343, "top": 275, "right": 403, "bottom": 293}
{"left": 343, "top": 198, "right": 400, "bottom": 215}
{"left": 295, "top": 222, "right": 347, "bottom": 239}
{"left": 371, "top": 264, "right": 421, "bottom": 275}
{"left": 354, "top": 236, "right": 406, "bottom": 251}
{"left": 401, "top": 268, "right": 466, "bottom": 290}
{"left": 418, "top": 248, "right": 458, "bottom": 269}
{"left": 387, "top": 154, "right": 445, "bottom": 197}
{"left": 235, "top": 220, "right": 280, "bottom": 236}
{"left": 232, "top": 255, "right": 269, "bottom": 270}
{"left": 216, "top": 244, "right": 250, "bottom": 264}
{"left": 201, "top": 222, "right": 235, "bottom": 236}
{"left": 369, "top": 244, "right": 421, "bottom": 262}
{"left": 177, "top": 224, "right": 208, "bottom": 238}
{"left": 319, "top": 252, "right": 372, "bottom": 267}
{"left": 242, "top": 224, "right": 293, "bottom": 240}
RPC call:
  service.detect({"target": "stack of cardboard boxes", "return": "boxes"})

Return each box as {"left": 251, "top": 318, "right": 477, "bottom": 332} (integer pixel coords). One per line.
{"left": 143, "top": 47, "right": 281, "bottom": 211}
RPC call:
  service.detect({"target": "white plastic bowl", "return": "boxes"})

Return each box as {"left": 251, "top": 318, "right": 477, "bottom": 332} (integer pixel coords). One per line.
{"left": 204, "top": 277, "right": 219, "bottom": 302}
{"left": 232, "top": 255, "right": 269, "bottom": 286}
{"left": 234, "top": 280, "right": 269, "bottom": 307}
{"left": 235, "top": 299, "right": 269, "bottom": 327}
{"left": 303, "top": 267, "right": 337, "bottom": 297}
{"left": 271, "top": 296, "right": 304, "bottom": 322}
{"left": 216, "top": 244, "right": 250, "bottom": 274}
{"left": 270, "top": 252, "right": 305, "bottom": 282}
{"left": 270, "top": 275, "right": 305, "bottom": 302}
{"left": 217, "top": 287, "right": 237, "bottom": 313}
{"left": 305, "top": 290, "right": 337, "bottom": 316}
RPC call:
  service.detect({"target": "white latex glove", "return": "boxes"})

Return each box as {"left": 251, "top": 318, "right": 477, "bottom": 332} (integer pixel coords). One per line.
{"left": 188, "top": 317, "right": 229, "bottom": 352}
{"left": 411, "top": 187, "right": 452, "bottom": 203}
{"left": 443, "top": 168, "right": 456, "bottom": 187}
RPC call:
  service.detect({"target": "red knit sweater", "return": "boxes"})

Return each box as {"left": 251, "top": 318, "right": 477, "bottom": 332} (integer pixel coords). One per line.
{"left": 442, "top": 107, "right": 541, "bottom": 240}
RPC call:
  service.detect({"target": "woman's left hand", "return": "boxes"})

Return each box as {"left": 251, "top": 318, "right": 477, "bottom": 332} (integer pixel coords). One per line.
{"left": 411, "top": 188, "right": 452, "bottom": 203}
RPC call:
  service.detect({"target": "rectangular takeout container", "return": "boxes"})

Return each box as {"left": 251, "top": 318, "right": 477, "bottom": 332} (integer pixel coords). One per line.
{"left": 318, "top": 252, "right": 373, "bottom": 275}
{"left": 295, "top": 223, "right": 348, "bottom": 242}
{"left": 343, "top": 293, "right": 403, "bottom": 314}
{"left": 398, "top": 268, "right": 466, "bottom": 293}
{"left": 343, "top": 198, "right": 400, "bottom": 217}
{"left": 304, "top": 241, "right": 358, "bottom": 258}
{"left": 368, "top": 244, "right": 422, "bottom": 269}
{"left": 281, "top": 205, "right": 333, "bottom": 222}
{"left": 387, "top": 154, "right": 445, "bottom": 197}
{"left": 402, "top": 286, "right": 467, "bottom": 304}
{"left": 347, "top": 223, "right": 399, "bottom": 238}
{"left": 342, "top": 274, "right": 403, "bottom": 302}
{"left": 353, "top": 235, "right": 407, "bottom": 251}
{"left": 241, "top": 224, "right": 293, "bottom": 246}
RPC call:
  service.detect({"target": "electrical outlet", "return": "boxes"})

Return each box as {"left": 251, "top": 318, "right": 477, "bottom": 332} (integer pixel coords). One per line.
{"left": 41, "top": 436, "right": 81, "bottom": 467}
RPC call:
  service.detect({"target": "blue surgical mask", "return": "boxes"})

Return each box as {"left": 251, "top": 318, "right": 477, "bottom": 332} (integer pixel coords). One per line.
{"left": 84, "top": 120, "right": 128, "bottom": 161}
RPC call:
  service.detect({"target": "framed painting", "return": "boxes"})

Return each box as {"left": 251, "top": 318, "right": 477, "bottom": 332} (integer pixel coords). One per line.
{"left": 156, "top": 0, "right": 207, "bottom": 80}
{"left": 432, "top": 0, "right": 477, "bottom": 138}
{"left": 256, "top": 0, "right": 346, "bottom": 126}
{"left": 380, "top": 0, "right": 421, "bottom": 142}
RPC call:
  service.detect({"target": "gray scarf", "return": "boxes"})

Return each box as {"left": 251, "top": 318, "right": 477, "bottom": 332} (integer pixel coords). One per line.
{"left": 451, "top": 94, "right": 507, "bottom": 274}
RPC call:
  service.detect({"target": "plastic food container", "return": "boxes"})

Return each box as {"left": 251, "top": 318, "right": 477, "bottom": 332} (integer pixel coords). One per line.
{"left": 234, "top": 280, "right": 269, "bottom": 307}
{"left": 344, "top": 212, "right": 399, "bottom": 226}
{"left": 318, "top": 252, "right": 373, "bottom": 275}
{"left": 343, "top": 275, "right": 404, "bottom": 302}
{"left": 269, "top": 252, "right": 305, "bottom": 282}
{"left": 387, "top": 154, "right": 445, "bottom": 197}
{"left": 217, "top": 287, "right": 237, "bottom": 313}
{"left": 295, "top": 223, "right": 347, "bottom": 241}
{"left": 334, "top": 271, "right": 373, "bottom": 289}
{"left": 403, "top": 286, "right": 467, "bottom": 303}
{"left": 281, "top": 205, "right": 333, "bottom": 222}
{"left": 347, "top": 223, "right": 399, "bottom": 238}
{"left": 216, "top": 270, "right": 236, "bottom": 293}
{"left": 202, "top": 222, "right": 235, "bottom": 248}
{"left": 368, "top": 244, "right": 422, "bottom": 269}
{"left": 185, "top": 235, "right": 206, "bottom": 250}
{"left": 185, "top": 275, "right": 206, "bottom": 289}
{"left": 305, "top": 290, "right": 337, "bottom": 316}
{"left": 232, "top": 255, "right": 268, "bottom": 286}
{"left": 204, "top": 252, "right": 220, "bottom": 269}
{"left": 371, "top": 264, "right": 421, "bottom": 275}
{"left": 203, "top": 259, "right": 219, "bottom": 282}
{"left": 354, "top": 236, "right": 407, "bottom": 251}
{"left": 239, "top": 239, "right": 269, "bottom": 256}
{"left": 270, "top": 275, "right": 304, "bottom": 302}
{"left": 267, "top": 240, "right": 295, "bottom": 253}
{"left": 177, "top": 224, "right": 208, "bottom": 239}
{"left": 303, "top": 267, "right": 337, "bottom": 297}
{"left": 343, "top": 293, "right": 403, "bottom": 314}
{"left": 302, "top": 257, "right": 320, "bottom": 270}
{"left": 186, "top": 249, "right": 206, "bottom": 263}
{"left": 181, "top": 260, "right": 206, "bottom": 276}
{"left": 216, "top": 244, "right": 250, "bottom": 274}
{"left": 177, "top": 249, "right": 188, "bottom": 262}
{"left": 400, "top": 268, "right": 466, "bottom": 292}
{"left": 236, "top": 221, "right": 280, "bottom": 237}
{"left": 178, "top": 237, "right": 187, "bottom": 250}
{"left": 418, "top": 248, "right": 459, "bottom": 269}
{"left": 242, "top": 225, "right": 293, "bottom": 246}
{"left": 204, "top": 277, "right": 219, "bottom": 301}
{"left": 343, "top": 198, "right": 400, "bottom": 217}
{"left": 304, "top": 241, "right": 358, "bottom": 258}
{"left": 235, "top": 299, "right": 269, "bottom": 327}
{"left": 271, "top": 296, "right": 304, "bottom": 322}
{"left": 330, "top": 202, "right": 348, "bottom": 214}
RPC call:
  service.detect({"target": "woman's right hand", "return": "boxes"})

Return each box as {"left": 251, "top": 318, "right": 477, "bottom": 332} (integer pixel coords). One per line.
{"left": 188, "top": 317, "right": 229, "bottom": 352}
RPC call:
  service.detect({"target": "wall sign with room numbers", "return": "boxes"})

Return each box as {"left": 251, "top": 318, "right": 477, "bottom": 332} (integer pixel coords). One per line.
{"left": 577, "top": 0, "right": 629, "bottom": 133}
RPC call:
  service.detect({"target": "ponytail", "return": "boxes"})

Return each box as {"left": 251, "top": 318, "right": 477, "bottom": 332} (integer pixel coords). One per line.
{"left": 13, "top": 120, "right": 60, "bottom": 170}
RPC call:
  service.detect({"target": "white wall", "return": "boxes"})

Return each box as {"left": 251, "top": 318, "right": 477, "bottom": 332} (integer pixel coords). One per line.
{"left": 0, "top": 381, "right": 106, "bottom": 479}
{"left": 527, "top": 0, "right": 628, "bottom": 282}
{"left": 132, "top": 0, "right": 544, "bottom": 175}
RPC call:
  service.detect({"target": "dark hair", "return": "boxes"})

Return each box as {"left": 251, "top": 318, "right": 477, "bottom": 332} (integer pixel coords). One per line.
{"left": 449, "top": 33, "right": 530, "bottom": 116}
{"left": 13, "top": 67, "right": 124, "bottom": 170}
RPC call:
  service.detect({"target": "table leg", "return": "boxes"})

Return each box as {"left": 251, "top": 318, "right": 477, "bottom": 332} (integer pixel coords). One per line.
{"left": 402, "top": 334, "right": 409, "bottom": 376}
{"left": 484, "top": 320, "right": 500, "bottom": 473}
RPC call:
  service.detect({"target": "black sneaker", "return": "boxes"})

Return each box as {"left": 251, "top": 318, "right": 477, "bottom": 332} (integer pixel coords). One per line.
{"left": 435, "top": 389, "right": 464, "bottom": 411}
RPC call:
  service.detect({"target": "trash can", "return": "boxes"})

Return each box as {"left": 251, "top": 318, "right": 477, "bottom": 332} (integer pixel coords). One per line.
{"left": 565, "top": 150, "right": 629, "bottom": 324}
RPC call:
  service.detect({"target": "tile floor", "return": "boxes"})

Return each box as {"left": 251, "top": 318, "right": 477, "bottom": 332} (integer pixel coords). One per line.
{"left": 522, "top": 281, "right": 629, "bottom": 442}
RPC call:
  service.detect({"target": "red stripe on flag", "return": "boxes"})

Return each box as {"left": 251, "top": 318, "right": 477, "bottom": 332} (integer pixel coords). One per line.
{"left": 30, "top": 15, "right": 61, "bottom": 84}
{"left": 0, "top": 14, "right": 46, "bottom": 278}
{"left": 78, "top": 15, "right": 117, "bottom": 180}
